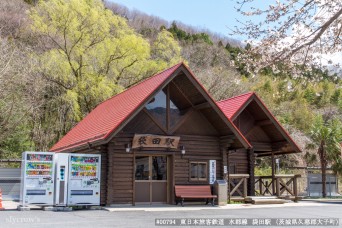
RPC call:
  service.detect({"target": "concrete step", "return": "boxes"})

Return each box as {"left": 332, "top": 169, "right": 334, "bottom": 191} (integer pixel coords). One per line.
{"left": 252, "top": 199, "right": 287, "bottom": 205}
{"left": 245, "top": 196, "right": 278, "bottom": 202}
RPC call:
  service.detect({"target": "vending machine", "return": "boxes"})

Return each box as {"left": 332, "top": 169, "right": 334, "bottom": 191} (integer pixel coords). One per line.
{"left": 67, "top": 154, "right": 101, "bottom": 206}
{"left": 20, "top": 151, "right": 55, "bottom": 206}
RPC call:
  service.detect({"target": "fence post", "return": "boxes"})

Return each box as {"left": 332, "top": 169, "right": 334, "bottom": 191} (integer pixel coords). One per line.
{"left": 293, "top": 175, "right": 299, "bottom": 201}
{"left": 276, "top": 177, "right": 280, "bottom": 197}
{"left": 243, "top": 177, "right": 247, "bottom": 198}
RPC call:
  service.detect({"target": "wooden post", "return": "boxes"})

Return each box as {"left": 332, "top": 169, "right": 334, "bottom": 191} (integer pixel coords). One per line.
{"left": 243, "top": 177, "right": 248, "bottom": 198}
{"left": 293, "top": 175, "right": 299, "bottom": 201}
{"left": 271, "top": 153, "right": 275, "bottom": 195}
{"left": 276, "top": 176, "right": 280, "bottom": 197}
{"left": 106, "top": 143, "right": 114, "bottom": 206}
{"left": 227, "top": 151, "right": 231, "bottom": 204}
{"left": 258, "top": 177, "right": 262, "bottom": 195}
{"left": 100, "top": 145, "right": 108, "bottom": 206}
{"left": 247, "top": 148, "right": 255, "bottom": 196}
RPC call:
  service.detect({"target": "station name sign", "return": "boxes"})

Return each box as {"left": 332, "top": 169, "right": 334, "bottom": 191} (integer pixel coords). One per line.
{"left": 132, "top": 134, "right": 180, "bottom": 149}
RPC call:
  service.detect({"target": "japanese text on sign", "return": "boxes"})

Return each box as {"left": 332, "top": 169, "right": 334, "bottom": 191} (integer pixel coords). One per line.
{"left": 155, "top": 218, "right": 340, "bottom": 226}
{"left": 132, "top": 134, "right": 180, "bottom": 149}
{"left": 209, "top": 160, "right": 216, "bottom": 184}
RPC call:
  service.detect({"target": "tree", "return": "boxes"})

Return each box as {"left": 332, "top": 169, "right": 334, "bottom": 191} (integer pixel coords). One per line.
{"left": 151, "top": 29, "right": 182, "bottom": 69}
{"left": 309, "top": 116, "right": 342, "bottom": 197}
{"left": 0, "top": 36, "right": 38, "bottom": 157}
{"left": 30, "top": 0, "right": 152, "bottom": 121}
{"left": 233, "top": 0, "right": 342, "bottom": 77}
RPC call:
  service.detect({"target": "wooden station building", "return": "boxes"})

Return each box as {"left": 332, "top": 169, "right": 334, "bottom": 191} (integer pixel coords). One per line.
{"left": 50, "top": 63, "right": 301, "bottom": 206}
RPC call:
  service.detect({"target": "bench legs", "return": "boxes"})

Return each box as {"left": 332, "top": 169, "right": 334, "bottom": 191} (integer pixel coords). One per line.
{"left": 176, "top": 198, "right": 215, "bottom": 207}
{"left": 211, "top": 198, "right": 215, "bottom": 206}
{"left": 175, "top": 198, "right": 184, "bottom": 206}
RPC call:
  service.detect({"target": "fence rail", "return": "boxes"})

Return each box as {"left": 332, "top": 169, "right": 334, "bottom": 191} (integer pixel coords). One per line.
{"left": 226, "top": 174, "right": 249, "bottom": 201}
{"left": 255, "top": 174, "right": 301, "bottom": 201}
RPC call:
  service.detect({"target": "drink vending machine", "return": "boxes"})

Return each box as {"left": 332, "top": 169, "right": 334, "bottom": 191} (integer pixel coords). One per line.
{"left": 68, "top": 154, "right": 101, "bottom": 205}
{"left": 54, "top": 153, "right": 101, "bottom": 206}
{"left": 20, "top": 152, "right": 101, "bottom": 207}
{"left": 20, "top": 152, "right": 55, "bottom": 206}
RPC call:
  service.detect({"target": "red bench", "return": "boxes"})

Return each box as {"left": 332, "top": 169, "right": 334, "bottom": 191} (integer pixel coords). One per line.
{"left": 174, "top": 185, "right": 217, "bottom": 206}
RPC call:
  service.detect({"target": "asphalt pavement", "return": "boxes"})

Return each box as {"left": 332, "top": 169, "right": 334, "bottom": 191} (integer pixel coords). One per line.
{"left": 0, "top": 201, "right": 341, "bottom": 228}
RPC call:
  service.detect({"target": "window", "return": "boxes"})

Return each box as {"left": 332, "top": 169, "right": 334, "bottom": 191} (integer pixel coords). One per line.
{"left": 169, "top": 83, "right": 191, "bottom": 129}
{"left": 144, "top": 84, "right": 192, "bottom": 132}
{"left": 145, "top": 90, "right": 167, "bottom": 128}
{"left": 190, "top": 161, "right": 208, "bottom": 181}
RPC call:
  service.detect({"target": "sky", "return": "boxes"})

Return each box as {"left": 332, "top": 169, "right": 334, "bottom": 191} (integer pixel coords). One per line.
{"left": 108, "top": 0, "right": 341, "bottom": 72}
{"left": 108, "top": 0, "right": 269, "bottom": 41}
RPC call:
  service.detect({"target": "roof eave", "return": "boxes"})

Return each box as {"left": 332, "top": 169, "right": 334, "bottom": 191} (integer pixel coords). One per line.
{"left": 251, "top": 93, "right": 302, "bottom": 153}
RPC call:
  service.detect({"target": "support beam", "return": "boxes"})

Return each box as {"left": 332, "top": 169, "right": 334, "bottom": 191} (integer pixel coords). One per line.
{"left": 247, "top": 148, "right": 255, "bottom": 196}
{"left": 193, "top": 102, "right": 210, "bottom": 110}
{"left": 244, "top": 126, "right": 258, "bottom": 138}
{"left": 271, "top": 153, "right": 275, "bottom": 195}
{"left": 219, "top": 135, "right": 235, "bottom": 145}
{"left": 250, "top": 142, "right": 272, "bottom": 152}
{"left": 256, "top": 119, "right": 272, "bottom": 126}
{"left": 272, "top": 141, "right": 290, "bottom": 152}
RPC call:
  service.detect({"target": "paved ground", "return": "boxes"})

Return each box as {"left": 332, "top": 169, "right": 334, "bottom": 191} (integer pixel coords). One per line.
{"left": 0, "top": 201, "right": 341, "bottom": 228}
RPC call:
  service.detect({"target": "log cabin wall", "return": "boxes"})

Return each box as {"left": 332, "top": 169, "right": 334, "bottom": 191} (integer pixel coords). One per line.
{"left": 105, "top": 107, "right": 226, "bottom": 205}
{"left": 174, "top": 135, "right": 222, "bottom": 185}
{"left": 107, "top": 136, "right": 134, "bottom": 205}
{"left": 228, "top": 149, "right": 248, "bottom": 174}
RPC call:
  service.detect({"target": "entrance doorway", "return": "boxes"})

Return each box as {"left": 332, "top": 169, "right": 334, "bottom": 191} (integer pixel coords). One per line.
{"left": 135, "top": 156, "right": 168, "bottom": 204}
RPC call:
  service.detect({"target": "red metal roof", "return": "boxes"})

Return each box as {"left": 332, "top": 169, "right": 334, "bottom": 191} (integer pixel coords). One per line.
{"left": 217, "top": 92, "right": 254, "bottom": 119}
{"left": 50, "top": 63, "right": 183, "bottom": 152}
{"left": 51, "top": 63, "right": 251, "bottom": 152}
{"left": 217, "top": 92, "right": 301, "bottom": 153}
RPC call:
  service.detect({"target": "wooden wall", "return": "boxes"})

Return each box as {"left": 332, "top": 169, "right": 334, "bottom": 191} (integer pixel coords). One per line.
{"left": 102, "top": 107, "right": 249, "bottom": 205}
{"left": 228, "top": 149, "right": 248, "bottom": 174}
{"left": 174, "top": 135, "right": 222, "bottom": 185}
{"left": 107, "top": 134, "right": 134, "bottom": 205}
{"left": 106, "top": 133, "right": 224, "bottom": 205}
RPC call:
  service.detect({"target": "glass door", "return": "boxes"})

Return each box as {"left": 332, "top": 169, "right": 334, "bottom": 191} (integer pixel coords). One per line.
{"left": 135, "top": 156, "right": 167, "bottom": 204}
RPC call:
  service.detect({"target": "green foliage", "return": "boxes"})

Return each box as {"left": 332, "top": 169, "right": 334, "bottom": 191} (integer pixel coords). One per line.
{"left": 168, "top": 22, "right": 213, "bottom": 45}
{"left": 24, "top": 0, "right": 38, "bottom": 5}
{"left": 310, "top": 116, "right": 342, "bottom": 175}
{"left": 151, "top": 29, "right": 182, "bottom": 69}
{"left": 30, "top": 0, "right": 152, "bottom": 120}
{"left": 25, "top": 0, "right": 183, "bottom": 149}
{"left": 224, "top": 43, "right": 251, "bottom": 77}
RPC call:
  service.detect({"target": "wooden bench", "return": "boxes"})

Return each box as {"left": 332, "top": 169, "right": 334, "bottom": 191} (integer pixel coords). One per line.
{"left": 174, "top": 185, "right": 217, "bottom": 206}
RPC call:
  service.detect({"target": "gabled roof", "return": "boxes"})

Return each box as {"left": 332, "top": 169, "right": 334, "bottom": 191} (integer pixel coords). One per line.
{"left": 217, "top": 92, "right": 301, "bottom": 154}
{"left": 50, "top": 63, "right": 251, "bottom": 152}
{"left": 217, "top": 92, "right": 254, "bottom": 119}
{"left": 50, "top": 63, "right": 183, "bottom": 152}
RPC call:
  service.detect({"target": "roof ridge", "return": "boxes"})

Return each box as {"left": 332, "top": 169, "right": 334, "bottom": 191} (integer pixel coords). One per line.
{"left": 96, "top": 62, "right": 184, "bottom": 107}
{"left": 217, "top": 91, "right": 254, "bottom": 103}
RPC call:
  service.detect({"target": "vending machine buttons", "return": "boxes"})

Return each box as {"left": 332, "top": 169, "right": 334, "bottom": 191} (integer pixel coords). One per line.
{"left": 60, "top": 167, "right": 65, "bottom": 181}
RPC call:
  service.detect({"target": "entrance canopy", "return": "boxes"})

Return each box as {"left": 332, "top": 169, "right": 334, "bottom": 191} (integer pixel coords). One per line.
{"left": 218, "top": 92, "right": 301, "bottom": 156}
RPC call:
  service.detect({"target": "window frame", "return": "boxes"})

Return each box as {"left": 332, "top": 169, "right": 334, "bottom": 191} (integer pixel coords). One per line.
{"left": 143, "top": 84, "right": 192, "bottom": 134}
{"left": 189, "top": 161, "right": 208, "bottom": 182}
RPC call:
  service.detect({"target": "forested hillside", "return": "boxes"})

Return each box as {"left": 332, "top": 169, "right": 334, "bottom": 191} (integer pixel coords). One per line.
{"left": 0, "top": 0, "right": 341, "bottom": 173}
